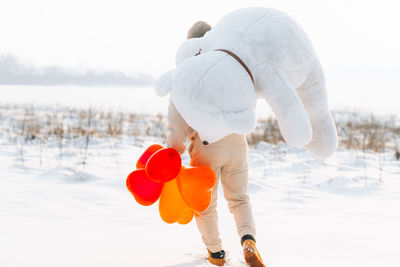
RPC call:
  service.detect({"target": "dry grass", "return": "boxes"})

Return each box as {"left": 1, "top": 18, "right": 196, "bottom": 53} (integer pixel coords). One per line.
{"left": 333, "top": 111, "right": 400, "bottom": 153}
{"left": 0, "top": 104, "right": 167, "bottom": 144}
{"left": 1, "top": 104, "right": 399, "bottom": 157}
{"left": 248, "top": 111, "right": 400, "bottom": 154}
{"left": 247, "top": 117, "right": 284, "bottom": 145}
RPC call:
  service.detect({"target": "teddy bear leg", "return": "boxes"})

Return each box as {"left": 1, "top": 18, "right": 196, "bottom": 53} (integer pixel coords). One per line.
{"left": 254, "top": 65, "right": 312, "bottom": 148}
{"left": 296, "top": 65, "right": 338, "bottom": 158}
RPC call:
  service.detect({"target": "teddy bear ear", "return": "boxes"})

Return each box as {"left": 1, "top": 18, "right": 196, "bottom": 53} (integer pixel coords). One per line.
{"left": 175, "top": 38, "right": 204, "bottom": 65}
{"left": 155, "top": 70, "right": 174, "bottom": 97}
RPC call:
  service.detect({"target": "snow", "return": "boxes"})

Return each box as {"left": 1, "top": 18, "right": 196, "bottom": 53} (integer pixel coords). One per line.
{"left": 1, "top": 86, "right": 400, "bottom": 267}
{"left": 0, "top": 85, "right": 168, "bottom": 116}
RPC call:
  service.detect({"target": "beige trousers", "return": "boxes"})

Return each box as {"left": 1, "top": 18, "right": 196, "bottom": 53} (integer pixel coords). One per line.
{"left": 189, "top": 132, "right": 256, "bottom": 253}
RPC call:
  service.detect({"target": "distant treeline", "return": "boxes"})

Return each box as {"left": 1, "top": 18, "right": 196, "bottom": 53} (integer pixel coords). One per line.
{"left": 0, "top": 54, "right": 155, "bottom": 86}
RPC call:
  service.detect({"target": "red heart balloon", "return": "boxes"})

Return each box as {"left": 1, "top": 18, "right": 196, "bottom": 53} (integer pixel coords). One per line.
{"left": 146, "top": 148, "right": 182, "bottom": 183}
{"left": 136, "top": 144, "right": 164, "bottom": 169}
{"left": 126, "top": 169, "right": 164, "bottom": 206}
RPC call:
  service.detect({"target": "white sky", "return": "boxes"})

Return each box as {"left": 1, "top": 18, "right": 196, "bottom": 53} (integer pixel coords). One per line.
{"left": 1, "top": 0, "right": 400, "bottom": 77}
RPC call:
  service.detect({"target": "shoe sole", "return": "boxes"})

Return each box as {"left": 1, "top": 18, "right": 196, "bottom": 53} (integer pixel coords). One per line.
{"left": 244, "top": 250, "right": 265, "bottom": 267}
{"left": 207, "top": 257, "right": 226, "bottom": 266}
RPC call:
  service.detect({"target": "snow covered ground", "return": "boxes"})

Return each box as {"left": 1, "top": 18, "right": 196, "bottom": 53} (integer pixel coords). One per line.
{"left": 1, "top": 86, "right": 400, "bottom": 267}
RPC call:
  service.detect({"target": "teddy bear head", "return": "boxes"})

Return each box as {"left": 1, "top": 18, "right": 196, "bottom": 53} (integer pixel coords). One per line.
{"left": 155, "top": 49, "right": 257, "bottom": 144}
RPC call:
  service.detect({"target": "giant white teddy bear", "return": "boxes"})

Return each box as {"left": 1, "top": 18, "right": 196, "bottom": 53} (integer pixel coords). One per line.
{"left": 156, "top": 7, "right": 338, "bottom": 158}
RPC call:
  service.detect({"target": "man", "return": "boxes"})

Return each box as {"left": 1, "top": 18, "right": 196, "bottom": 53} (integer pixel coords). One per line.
{"left": 166, "top": 21, "right": 265, "bottom": 267}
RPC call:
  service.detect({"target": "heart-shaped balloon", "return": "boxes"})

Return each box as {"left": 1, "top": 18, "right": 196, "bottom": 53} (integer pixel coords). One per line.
{"left": 177, "top": 166, "right": 217, "bottom": 213}
{"left": 159, "top": 178, "right": 194, "bottom": 224}
{"left": 136, "top": 144, "right": 163, "bottom": 169}
{"left": 177, "top": 207, "right": 194, "bottom": 225}
{"left": 126, "top": 169, "right": 164, "bottom": 206}
{"left": 146, "top": 148, "right": 181, "bottom": 183}
{"left": 126, "top": 144, "right": 216, "bottom": 225}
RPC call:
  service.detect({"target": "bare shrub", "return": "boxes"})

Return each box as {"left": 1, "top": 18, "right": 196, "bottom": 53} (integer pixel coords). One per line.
{"left": 106, "top": 111, "right": 123, "bottom": 137}
{"left": 247, "top": 117, "right": 284, "bottom": 145}
{"left": 395, "top": 150, "right": 400, "bottom": 161}
{"left": 82, "top": 108, "right": 92, "bottom": 166}
{"left": 53, "top": 118, "right": 65, "bottom": 161}
{"left": 335, "top": 112, "right": 397, "bottom": 152}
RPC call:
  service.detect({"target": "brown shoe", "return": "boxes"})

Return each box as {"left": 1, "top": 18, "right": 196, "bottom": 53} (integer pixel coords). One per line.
{"left": 243, "top": 239, "right": 265, "bottom": 267}
{"left": 207, "top": 249, "right": 226, "bottom": 266}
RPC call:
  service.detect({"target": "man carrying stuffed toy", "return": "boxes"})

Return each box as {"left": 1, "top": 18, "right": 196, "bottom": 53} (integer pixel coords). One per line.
{"left": 158, "top": 8, "right": 338, "bottom": 267}
{"left": 166, "top": 21, "right": 265, "bottom": 267}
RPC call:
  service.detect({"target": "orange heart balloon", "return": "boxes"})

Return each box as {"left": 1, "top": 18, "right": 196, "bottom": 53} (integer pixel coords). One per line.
{"left": 136, "top": 144, "right": 163, "bottom": 169}
{"left": 159, "top": 178, "right": 194, "bottom": 224}
{"left": 146, "top": 148, "right": 181, "bottom": 183}
{"left": 177, "top": 166, "right": 217, "bottom": 213}
{"left": 177, "top": 207, "right": 194, "bottom": 225}
{"left": 126, "top": 169, "right": 164, "bottom": 206}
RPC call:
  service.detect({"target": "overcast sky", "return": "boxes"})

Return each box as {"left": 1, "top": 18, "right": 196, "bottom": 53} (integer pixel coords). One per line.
{"left": 1, "top": 0, "right": 399, "bottom": 77}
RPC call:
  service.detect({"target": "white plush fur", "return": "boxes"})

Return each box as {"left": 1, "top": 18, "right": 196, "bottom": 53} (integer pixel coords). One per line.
{"left": 155, "top": 7, "right": 338, "bottom": 158}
